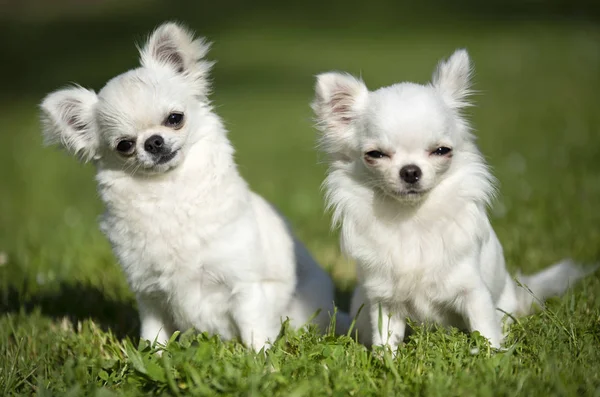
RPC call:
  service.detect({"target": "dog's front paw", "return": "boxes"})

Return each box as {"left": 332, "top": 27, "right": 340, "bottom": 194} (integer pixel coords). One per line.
{"left": 247, "top": 337, "right": 273, "bottom": 354}
{"left": 240, "top": 330, "right": 273, "bottom": 353}
{"left": 371, "top": 341, "right": 402, "bottom": 361}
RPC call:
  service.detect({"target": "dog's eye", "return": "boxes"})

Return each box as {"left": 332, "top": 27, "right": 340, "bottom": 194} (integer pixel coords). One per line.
{"left": 164, "top": 112, "right": 184, "bottom": 128}
{"left": 432, "top": 147, "right": 452, "bottom": 156}
{"left": 116, "top": 139, "right": 135, "bottom": 155}
{"left": 365, "top": 150, "right": 386, "bottom": 159}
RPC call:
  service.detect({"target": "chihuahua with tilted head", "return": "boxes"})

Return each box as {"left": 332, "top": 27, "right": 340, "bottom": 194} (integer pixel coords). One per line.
{"left": 41, "top": 22, "right": 348, "bottom": 350}
{"left": 312, "top": 49, "right": 596, "bottom": 350}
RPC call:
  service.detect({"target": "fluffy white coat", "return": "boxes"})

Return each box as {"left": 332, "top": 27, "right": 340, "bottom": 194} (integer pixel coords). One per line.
{"left": 312, "top": 49, "right": 594, "bottom": 350}
{"left": 40, "top": 22, "right": 346, "bottom": 350}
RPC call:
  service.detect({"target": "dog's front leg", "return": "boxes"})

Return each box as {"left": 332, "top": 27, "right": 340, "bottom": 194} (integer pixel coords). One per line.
{"left": 231, "top": 282, "right": 281, "bottom": 351}
{"left": 370, "top": 301, "right": 406, "bottom": 354}
{"left": 137, "top": 294, "right": 175, "bottom": 346}
{"left": 462, "top": 287, "right": 502, "bottom": 348}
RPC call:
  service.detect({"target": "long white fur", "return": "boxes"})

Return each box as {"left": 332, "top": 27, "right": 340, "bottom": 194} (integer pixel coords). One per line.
{"left": 40, "top": 22, "right": 348, "bottom": 350}
{"left": 312, "top": 49, "right": 596, "bottom": 350}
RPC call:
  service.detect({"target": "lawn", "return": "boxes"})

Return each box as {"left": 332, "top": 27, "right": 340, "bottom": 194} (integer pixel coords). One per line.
{"left": 1, "top": 2, "right": 600, "bottom": 395}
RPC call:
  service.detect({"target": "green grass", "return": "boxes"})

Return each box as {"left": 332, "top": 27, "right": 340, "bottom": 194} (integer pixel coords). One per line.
{"left": 1, "top": 7, "right": 600, "bottom": 396}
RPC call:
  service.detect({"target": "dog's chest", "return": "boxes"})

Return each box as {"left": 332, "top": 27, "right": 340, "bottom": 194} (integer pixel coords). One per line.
{"left": 364, "top": 261, "right": 464, "bottom": 325}
{"left": 101, "top": 184, "right": 252, "bottom": 336}
{"left": 99, "top": 177, "right": 251, "bottom": 299}
{"left": 349, "top": 211, "right": 480, "bottom": 326}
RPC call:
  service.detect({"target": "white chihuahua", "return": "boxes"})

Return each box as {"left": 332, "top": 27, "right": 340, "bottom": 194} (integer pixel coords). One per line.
{"left": 41, "top": 22, "right": 347, "bottom": 350}
{"left": 312, "top": 49, "right": 595, "bottom": 350}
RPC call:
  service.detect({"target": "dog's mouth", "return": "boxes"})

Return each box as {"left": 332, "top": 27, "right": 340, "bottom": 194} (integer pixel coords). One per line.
{"left": 392, "top": 188, "right": 430, "bottom": 201}
{"left": 399, "top": 189, "right": 424, "bottom": 196}
{"left": 156, "top": 150, "right": 179, "bottom": 165}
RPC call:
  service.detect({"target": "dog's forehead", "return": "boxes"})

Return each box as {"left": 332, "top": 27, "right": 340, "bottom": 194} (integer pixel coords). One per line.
{"left": 365, "top": 83, "right": 451, "bottom": 147}
{"left": 99, "top": 68, "right": 175, "bottom": 104}
{"left": 96, "top": 68, "right": 187, "bottom": 130}
{"left": 100, "top": 69, "right": 145, "bottom": 97}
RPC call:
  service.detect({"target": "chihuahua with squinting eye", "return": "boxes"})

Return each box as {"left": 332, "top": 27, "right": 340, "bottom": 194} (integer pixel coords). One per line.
{"left": 41, "top": 22, "right": 348, "bottom": 350}
{"left": 312, "top": 49, "right": 596, "bottom": 350}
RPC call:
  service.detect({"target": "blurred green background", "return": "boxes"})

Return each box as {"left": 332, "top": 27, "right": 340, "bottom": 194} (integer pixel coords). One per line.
{"left": 0, "top": 0, "right": 599, "bottom": 339}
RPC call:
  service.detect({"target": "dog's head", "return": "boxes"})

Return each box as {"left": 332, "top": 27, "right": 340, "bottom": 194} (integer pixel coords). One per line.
{"left": 41, "top": 22, "right": 214, "bottom": 174}
{"left": 313, "top": 49, "right": 479, "bottom": 204}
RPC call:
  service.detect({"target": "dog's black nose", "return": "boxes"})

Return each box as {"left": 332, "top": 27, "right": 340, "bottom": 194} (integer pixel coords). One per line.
{"left": 400, "top": 165, "right": 422, "bottom": 184}
{"left": 144, "top": 135, "right": 165, "bottom": 154}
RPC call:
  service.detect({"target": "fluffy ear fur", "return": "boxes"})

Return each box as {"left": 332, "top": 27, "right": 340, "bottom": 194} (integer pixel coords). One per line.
{"left": 139, "top": 22, "right": 213, "bottom": 96}
{"left": 312, "top": 72, "right": 368, "bottom": 159}
{"left": 431, "top": 49, "right": 472, "bottom": 109}
{"left": 40, "top": 86, "right": 99, "bottom": 161}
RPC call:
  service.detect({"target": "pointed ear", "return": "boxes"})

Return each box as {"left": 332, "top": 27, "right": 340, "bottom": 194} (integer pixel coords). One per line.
{"left": 432, "top": 49, "right": 473, "bottom": 109}
{"left": 40, "top": 86, "right": 99, "bottom": 161}
{"left": 139, "top": 22, "right": 213, "bottom": 95}
{"left": 312, "top": 72, "right": 368, "bottom": 158}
